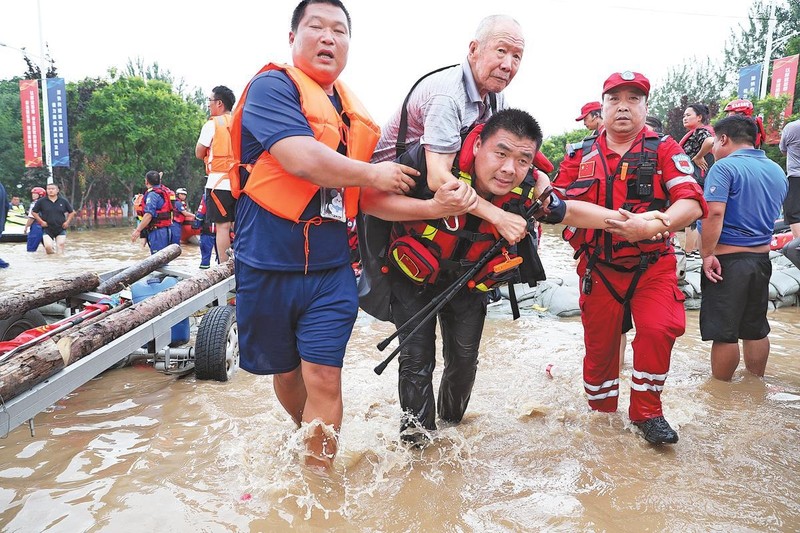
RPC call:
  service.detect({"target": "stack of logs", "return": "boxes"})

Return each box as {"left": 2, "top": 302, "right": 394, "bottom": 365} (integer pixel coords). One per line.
{"left": 0, "top": 244, "right": 233, "bottom": 400}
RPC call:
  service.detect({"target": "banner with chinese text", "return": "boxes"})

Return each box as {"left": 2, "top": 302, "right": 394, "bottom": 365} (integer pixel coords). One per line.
{"left": 770, "top": 54, "right": 799, "bottom": 118}
{"left": 19, "top": 79, "right": 42, "bottom": 168}
{"left": 46, "top": 78, "right": 70, "bottom": 167}
{"left": 737, "top": 63, "right": 762, "bottom": 99}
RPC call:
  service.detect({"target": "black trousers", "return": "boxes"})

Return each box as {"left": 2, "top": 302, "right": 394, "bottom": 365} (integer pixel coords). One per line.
{"left": 388, "top": 270, "right": 487, "bottom": 432}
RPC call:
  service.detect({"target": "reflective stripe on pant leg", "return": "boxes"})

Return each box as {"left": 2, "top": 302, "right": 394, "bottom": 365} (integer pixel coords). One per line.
{"left": 628, "top": 256, "right": 685, "bottom": 421}
{"left": 578, "top": 259, "right": 626, "bottom": 412}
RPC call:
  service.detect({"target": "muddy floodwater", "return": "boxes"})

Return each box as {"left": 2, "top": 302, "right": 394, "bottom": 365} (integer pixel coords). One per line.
{"left": 0, "top": 226, "right": 798, "bottom": 532}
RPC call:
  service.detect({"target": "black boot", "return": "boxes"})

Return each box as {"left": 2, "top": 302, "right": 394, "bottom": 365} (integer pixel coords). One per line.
{"left": 400, "top": 413, "right": 433, "bottom": 449}
{"left": 635, "top": 416, "right": 679, "bottom": 444}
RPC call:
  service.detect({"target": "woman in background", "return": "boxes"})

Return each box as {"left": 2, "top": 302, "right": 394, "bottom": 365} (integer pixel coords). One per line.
{"left": 680, "top": 103, "right": 715, "bottom": 258}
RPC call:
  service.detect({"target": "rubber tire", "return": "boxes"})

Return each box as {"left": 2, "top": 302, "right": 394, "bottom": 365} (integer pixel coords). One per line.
{"left": 0, "top": 310, "right": 47, "bottom": 341}
{"left": 195, "top": 305, "right": 238, "bottom": 381}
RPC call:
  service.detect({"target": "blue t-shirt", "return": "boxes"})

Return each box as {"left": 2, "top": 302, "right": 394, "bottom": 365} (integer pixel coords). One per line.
{"left": 235, "top": 70, "right": 349, "bottom": 272}
{"left": 698, "top": 148, "right": 788, "bottom": 247}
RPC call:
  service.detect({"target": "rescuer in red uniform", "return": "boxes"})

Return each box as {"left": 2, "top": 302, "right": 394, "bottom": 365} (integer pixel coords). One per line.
{"left": 553, "top": 71, "right": 708, "bottom": 444}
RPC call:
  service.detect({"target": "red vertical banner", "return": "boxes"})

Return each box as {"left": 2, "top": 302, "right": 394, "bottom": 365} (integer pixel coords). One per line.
{"left": 19, "top": 79, "right": 43, "bottom": 168}
{"left": 770, "top": 54, "right": 799, "bottom": 118}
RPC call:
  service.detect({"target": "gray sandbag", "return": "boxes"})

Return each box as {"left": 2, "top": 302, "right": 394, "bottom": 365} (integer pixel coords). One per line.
{"left": 516, "top": 280, "right": 581, "bottom": 317}
{"left": 501, "top": 282, "right": 539, "bottom": 303}
{"left": 778, "top": 265, "right": 800, "bottom": 285}
{"left": 769, "top": 269, "right": 800, "bottom": 297}
{"left": 684, "top": 297, "right": 702, "bottom": 311}
{"left": 684, "top": 271, "right": 703, "bottom": 298}
{"left": 774, "top": 293, "right": 798, "bottom": 309}
{"left": 768, "top": 280, "right": 778, "bottom": 301}
{"left": 540, "top": 283, "right": 581, "bottom": 317}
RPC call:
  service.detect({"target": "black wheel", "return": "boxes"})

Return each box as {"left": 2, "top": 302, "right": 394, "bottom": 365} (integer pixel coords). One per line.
{"left": 195, "top": 305, "right": 238, "bottom": 381}
{"left": 0, "top": 310, "right": 47, "bottom": 341}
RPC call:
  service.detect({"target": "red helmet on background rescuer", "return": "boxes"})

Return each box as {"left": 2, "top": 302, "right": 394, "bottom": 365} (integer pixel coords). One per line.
{"left": 724, "top": 99, "right": 754, "bottom": 116}
{"left": 31, "top": 186, "right": 46, "bottom": 196}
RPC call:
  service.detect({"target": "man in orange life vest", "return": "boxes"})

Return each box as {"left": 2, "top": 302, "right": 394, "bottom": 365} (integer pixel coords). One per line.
{"left": 362, "top": 108, "right": 671, "bottom": 446}
{"left": 231, "top": 0, "right": 418, "bottom": 470}
{"left": 195, "top": 85, "right": 236, "bottom": 261}
{"left": 554, "top": 71, "right": 707, "bottom": 445}
{"left": 131, "top": 171, "right": 173, "bottom": 254}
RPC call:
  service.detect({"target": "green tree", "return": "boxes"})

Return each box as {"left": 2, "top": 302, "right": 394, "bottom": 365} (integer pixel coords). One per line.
{"left": 723, "top": 0, "right": 800, "bottom": 114}
{"left": 60, "top": 77, "right": 108, "bottom": 209}
{"left": 649, "top": 57, "right": 727, "bottom": 127}
{"left": 724, "top": 0, "right": 797, "bottom": 73}
{"left": 0, "top": 79, "right": 26, "bottom": 194}
{"left": 540, "top": 129, "right": 593, "bottom": 174}
{"left": 79, "top": 76, "right": 205, "bottom": 215}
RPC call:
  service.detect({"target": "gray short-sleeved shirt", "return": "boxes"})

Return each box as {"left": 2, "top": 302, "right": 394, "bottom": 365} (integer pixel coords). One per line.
{"left": 371, "top": 62, "right": 506, "bottom": 163}
{"left": 780, "top": 119, "right": 800, "bottom": 178}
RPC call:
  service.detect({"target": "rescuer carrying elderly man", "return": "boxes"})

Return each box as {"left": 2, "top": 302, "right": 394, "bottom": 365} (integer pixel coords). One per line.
{"left": 362, "top": 108, "right": 672, "bottom": 447}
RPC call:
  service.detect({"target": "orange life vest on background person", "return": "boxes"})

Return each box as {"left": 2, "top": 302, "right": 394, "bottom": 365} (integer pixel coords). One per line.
{"left": 229, "top": 63, "right": 380, "bottom": 223}
{"left": 205, "top": 114, "right": 236, "bottom": 175}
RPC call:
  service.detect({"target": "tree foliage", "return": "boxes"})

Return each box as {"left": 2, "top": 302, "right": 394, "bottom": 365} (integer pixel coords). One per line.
{"left": 78, "top": 76, "right": 205, "bottom": 207}
{"left": 649, "top": 57, "right": 727, "bottom": 125}
{"left": 723, "top": 0, "right": 798, "bottom": 73}
{"left": 723, "top": 0, "right": 800, "bottom": 114}
{"left": 540, "top": 129, "right": 592, "bottom": 175}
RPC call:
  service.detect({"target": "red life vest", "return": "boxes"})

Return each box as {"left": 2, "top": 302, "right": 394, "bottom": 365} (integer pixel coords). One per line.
{"left": 390, "top": 169, "right": 537, "bottom": 290}
{"left": 229, "top": 63, "right": 380, "bottom": 223}
{"left": 560, "top": 132, "right": 671, "bottom": 267}
{"left": 138, "top": 185, "right": 174, "bottom": 229}
{"left": 173, "top": 198, "right": 186, "bottom": 225}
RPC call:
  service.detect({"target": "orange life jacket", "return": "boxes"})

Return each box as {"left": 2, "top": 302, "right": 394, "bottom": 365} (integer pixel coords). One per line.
{"left": 205, "top": 114, "right": 235, "bottom": 176}
{"left": 229, "top": 63, "right": 380, "bottom": 222}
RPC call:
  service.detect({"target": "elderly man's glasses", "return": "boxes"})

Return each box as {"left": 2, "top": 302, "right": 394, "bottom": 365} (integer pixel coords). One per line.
{"left": 207, "top": 98, "right": 220, "bottom": 102}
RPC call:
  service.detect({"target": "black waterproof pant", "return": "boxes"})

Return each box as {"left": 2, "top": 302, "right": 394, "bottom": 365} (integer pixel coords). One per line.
{"left": 388, "top": 270, "right": 488, "bottom": 432}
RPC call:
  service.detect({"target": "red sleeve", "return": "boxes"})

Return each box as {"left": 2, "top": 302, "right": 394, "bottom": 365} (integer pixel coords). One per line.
{"left": 552, "top": 151, "right": 580, "bottom": 199}
{"left": 658, "top": 137, "right": 708, "bottom": 218}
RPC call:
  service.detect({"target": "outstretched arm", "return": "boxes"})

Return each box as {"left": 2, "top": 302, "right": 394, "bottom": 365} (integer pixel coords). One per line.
{"left": 361, "top": 179, "right": 478, "bottom": 221}
{"left": 270, "top": 136, "right": 419, "bottom": 195}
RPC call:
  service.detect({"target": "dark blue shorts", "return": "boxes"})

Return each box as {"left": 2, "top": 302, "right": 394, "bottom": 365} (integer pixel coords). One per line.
{"left": 235, "top": 260, "right": 358, "bottom": 375}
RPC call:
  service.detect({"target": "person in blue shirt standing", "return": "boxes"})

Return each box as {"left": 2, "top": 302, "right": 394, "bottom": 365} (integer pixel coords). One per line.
{"left": 131, "top": 171, "right": 173, "bottom": 254}
{"left": 698, "top": 115, "right": 788, "bottom": 381}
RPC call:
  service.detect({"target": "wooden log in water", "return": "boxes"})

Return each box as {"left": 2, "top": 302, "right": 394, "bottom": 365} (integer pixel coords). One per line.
{"left": 96, "top": 244, "right": 182, "bottom": 294}
{"left": 0, "top": 260, "right": 234, "bottom": 401}
{"left": 0, "top": 273, "right": 100, "bottom": 321}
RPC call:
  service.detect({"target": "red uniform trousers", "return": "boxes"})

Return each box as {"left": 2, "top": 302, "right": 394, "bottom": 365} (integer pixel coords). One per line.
{"left": 577, "top": 253, "right": 685, "bottom": 422}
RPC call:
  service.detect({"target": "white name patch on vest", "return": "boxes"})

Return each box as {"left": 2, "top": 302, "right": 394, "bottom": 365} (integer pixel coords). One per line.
{"left": 672, "top": 154, "right": 694, "bottom": 175}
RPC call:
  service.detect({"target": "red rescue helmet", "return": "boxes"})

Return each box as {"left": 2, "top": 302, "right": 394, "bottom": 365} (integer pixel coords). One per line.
{"left": 31, "top": 186, "right": 46, "bottom": 196}
{"left": 724, "top": 99, "right": 754, "bottom": 116}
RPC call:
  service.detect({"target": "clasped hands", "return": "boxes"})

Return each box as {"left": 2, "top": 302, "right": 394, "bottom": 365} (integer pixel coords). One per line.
{"left": 605, "top": 208, "right": 671, "bottom": 242}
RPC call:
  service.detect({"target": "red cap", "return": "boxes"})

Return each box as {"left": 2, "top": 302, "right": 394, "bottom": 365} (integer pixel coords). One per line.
{"left": 575, "top": 101, "right": 602, "bottom": 121}
{"left": 602, "top": 71, "right": 650, "bottom": 97}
